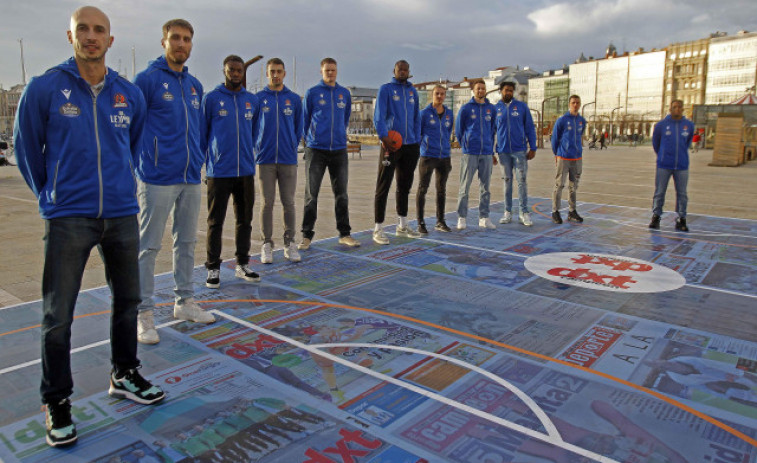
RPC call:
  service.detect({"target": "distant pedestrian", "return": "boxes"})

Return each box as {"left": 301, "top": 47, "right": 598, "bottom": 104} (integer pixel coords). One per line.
{"left": 649, "top": 100, "right": 694, "bottom": 232}
{"left": 495, "top": 79, "right": 537, "bottom": 227}
{"left": 299, "top": 58, "right": 360, "bottom": 250}
{"left": 455, "top": 79, "right": 497, "bottom": 230}
{"left": 416, "top": 84, "right": 453, "bottom": 233}
{"left": 372, "top": 60, "right": 422, "bottom": 245}
{"left": 201, "top": 55, "right": 261, "bottom": 289}
{"left": 551, "top": 95, "right": 586, "bottom": 224}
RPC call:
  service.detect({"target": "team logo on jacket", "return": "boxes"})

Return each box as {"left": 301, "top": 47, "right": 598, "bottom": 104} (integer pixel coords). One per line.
{"left": 445, "top": 116, "right": 451, "bottom": 128}
{"left": 337, "top": 94, "right": 346, "bottom": 109}
{"left": 681, "top": 128, "right": 689, "bottom": 137}
{"left": 59, "top": 102, "right": 80, "bottom": 117}
{"left": 485, "top": 109, "right": 492, "bottom": 121}
{"left": 218, "top": 109, "right": 228, "bottom": 116}
{"left": 283, "top": 99, "right": 293, "bottom": 116}
{"left": 191, "top": 97, "right": 200, "bottom": 110}
{"left": 113, "top": 93, "right": 128, "bottom": 108}
{"left": 429, "top": 117, "right": 436, "bottom": 125}
{"left": 245, "top": 102, "right": 252, "bottom": 109}
{"left": 162, "top": 92, "right": 174, "bottom": 101}
{"left": 191, "top": 86, "right": 198, "bottom": 96}
{"left": 318, "top": 98, "right": 326, "bottom": 106}
{"left": 110, "top": 110, "right": 131, "bottom": 128}
{"left": 61, "top": 89, "right": 72, "bottom": 100}
{"left": 262, "top": 100, "right": 270, "bottom": 113}
{"left": 392, "top": 90, "right": 400, "bottom": 101}
{"left": 245, "top": 111, "right": 253, "bottom": 120}
{"left": 511, "top": 109, "right": 519, "bottom": 117}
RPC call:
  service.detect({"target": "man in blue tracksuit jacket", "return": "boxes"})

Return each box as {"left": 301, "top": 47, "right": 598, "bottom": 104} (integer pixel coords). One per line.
{"left": 255, "top": 58, "right": 304, "bottom": 264}
{"left": 650, "top": 99, "right": 695, "bottom": 232}
{"left": 372, "top": 60, "right": 422, "bottom": 245}
{"left": 416, "top": 84, "right": 454, "bottom": 234}
{"left": 299, "top": 58, "right": 360, "bottom": 250}
{"left": 455, "top": 79, "right": 497, "bottom": 230}
{"left": 134, "top": 19, "right": 215, "bottom": 345}
{"left": 14, "top": 6, "right": 164, "bottom": 447}
{"left": 551, "top": 95, "right": 586, "bottom": 224}
{"left": 495, "top": 80, "right": 537, "bottom": 227}
{"left": 202, "top": 55, "right": 261, "bottom": 289}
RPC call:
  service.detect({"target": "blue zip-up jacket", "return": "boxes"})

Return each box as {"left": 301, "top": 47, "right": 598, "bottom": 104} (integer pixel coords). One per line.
{"left": 254, "top": 85, "right": 303, "bottom": 165}
{"left": 551, "top": 111, "right": 586, "bottom": 160}
{"left": 455, "top": 97, "right": 496, "bottom": 155}
{"left": 134, "top": 56, "right": 204, "bottom": 185}
{"left": 652, "top": 115, "right": 694, "bottom": 170}
{"left": 373, "top": 78, "right": 421, "bottom": 145}
{"left": 419, "top": 104, "right": 453, "bottom": 158}
{"left": 495, "top": 99, "right": 537, "bottom": 154}
{"left": 304, "top": 81, "right": 351, "bottom": 151}
{"left": 14, "top": 58, "right": 145, "bottom": 219}
{"left": 202, "top": 84, "right": 259, "bottom": 178}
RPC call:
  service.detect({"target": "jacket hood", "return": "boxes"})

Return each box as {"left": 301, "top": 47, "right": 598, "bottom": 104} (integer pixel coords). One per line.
{"left": 259, "top": 85, "right": 293, "bottom": 96}
{"left": 51, "top": 57, "right": 118, "bottom": 85}
{"left": 214, "top": 83, "right": 248, "bottom": 96}
{"left": 147, "top": 55, "right": 189, "bottom": 76}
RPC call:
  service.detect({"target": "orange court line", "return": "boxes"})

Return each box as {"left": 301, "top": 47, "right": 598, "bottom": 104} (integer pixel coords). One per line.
{"left": 207, "top": 298, "right": 757, "bottom": 448}
{"left": 1, "top": 299, "right": 755, "bottom": 448}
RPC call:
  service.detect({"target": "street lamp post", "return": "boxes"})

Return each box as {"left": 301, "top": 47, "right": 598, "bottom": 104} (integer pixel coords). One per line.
{"left": 540, "top": 96, "right": 560, "bottom": 149}
{"left": 610, "top": 106, "right": 623, "bottom": 145}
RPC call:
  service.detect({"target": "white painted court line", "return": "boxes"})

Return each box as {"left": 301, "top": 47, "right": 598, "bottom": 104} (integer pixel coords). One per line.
{"left": 216, "top": 311, "right": 621, "bottom": 463}
{"left": 0, "top": 319, "right": 182, "bottom": 376}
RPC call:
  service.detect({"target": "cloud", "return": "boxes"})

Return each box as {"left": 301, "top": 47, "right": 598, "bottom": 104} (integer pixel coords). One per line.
{"left": 691, "top": 13, "right": 710, "bottom": 24}
{"left": 400, "top": 42, "right": 454, "bottom": 52}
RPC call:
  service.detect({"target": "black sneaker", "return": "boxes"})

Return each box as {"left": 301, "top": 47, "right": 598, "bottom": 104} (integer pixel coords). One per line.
{"left": 649, "top": 214, "right": 661, "bottom": 229}
{"left": 567, "top": 210, "right": 584, "bottom": 223}
{"left": 417, "top": 221, "right": 428, "bottom": 234}
{"left": 45, "top": 398, "right": 77, "bottom": 447}
{"left": 206, "top": 268, "right": 220, "bottom": 288}
{"left": 235, "top": 264, "right": 261, "bottom": 282}
{"left": 435, "top": 221, "right": 451, "bottom": 232}
{"left": 552, "top": 211, "right": 563, "bottom": 224}
{"left": 109, "top": 368, "right": 166, "bottom": 405}
{"left": 675, "top": 217, "right": 689, "bottom": 232}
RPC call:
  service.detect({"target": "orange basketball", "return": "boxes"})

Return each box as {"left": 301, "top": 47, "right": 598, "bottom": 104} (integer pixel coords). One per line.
{"left": 386, "top": 130, "right": 403, "bottom": 152}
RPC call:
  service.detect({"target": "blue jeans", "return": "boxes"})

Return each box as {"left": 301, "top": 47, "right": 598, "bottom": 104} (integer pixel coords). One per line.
{"left": 652, "top": 168, "right": 688, "bottom": 218}
{"left": 137, "top": 181, "right": 201, "bottom": 310}
{"left": 457, "top": 154, "right": 493, "bottom": 218}
{"left": 498, "top": 151, "right": 528, "bottom": 213}
{"left": 41, "top": 216, "right": 141, "bottom": 403}
{"left": 301, "top": 147, "right": 351, "bottom": 239}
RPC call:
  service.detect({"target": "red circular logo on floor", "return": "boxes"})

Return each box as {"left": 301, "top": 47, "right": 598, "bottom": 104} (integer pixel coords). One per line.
{"left": 524, "top": 252, "right": 686, "bottom": 293}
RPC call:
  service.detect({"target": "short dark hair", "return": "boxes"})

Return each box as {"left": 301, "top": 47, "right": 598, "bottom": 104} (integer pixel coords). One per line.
{"left": 394, "top": 59, "right": 409, "bottom": 69}
{"left": 162, "top": 19, "right": 194, "bottom": 38}
{"left": 499, "top": 81, "right": 516, "bottom": 91}
{"left": 321, "top": 57, "right": 337, "bottom": 68}
{"left": 267, "top": 57, "right": 285, "bottom": 69}
{"left": 671, "top": 99, "right": 683, "bottom": 106}
{"left": 569, "top": 94, "right": 581, "bottom": 102}
{"left": 223, "top": 55, "right": 244, "bottom": 66}
{"left": 432, "top": 84, "right": 447, "bottom": 93}
{"left": 471, "top": 79, "right": 486, "bottom": 89}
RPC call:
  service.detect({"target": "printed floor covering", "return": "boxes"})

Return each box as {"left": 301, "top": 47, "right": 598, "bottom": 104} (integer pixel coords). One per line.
{"left": 0, "top": 199, "right": 755, "bottom": 463}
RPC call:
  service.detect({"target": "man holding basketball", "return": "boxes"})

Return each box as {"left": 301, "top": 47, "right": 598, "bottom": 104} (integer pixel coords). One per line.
{"left": 372, "top": 60, "right": 422, "bottom": 245}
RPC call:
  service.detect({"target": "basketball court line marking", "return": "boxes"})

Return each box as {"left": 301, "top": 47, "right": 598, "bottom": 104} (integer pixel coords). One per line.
{"left": 217, "top": 311, "right": 622, "bottom": 463}
{"left": 1, "top": 298, "right": 754, "bottom": 448}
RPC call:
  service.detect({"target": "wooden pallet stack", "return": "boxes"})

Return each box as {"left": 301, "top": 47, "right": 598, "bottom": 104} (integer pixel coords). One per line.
{"left": 709, "top": 113, "right": 744, "bottom": 166}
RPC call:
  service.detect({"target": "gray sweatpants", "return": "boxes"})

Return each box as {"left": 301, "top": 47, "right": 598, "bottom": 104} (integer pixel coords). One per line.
{"left": 552, "top": 158, "right": 582, "bottom": 212}
{"left": 258, "top": 163, "right": 298, "bottom": 246}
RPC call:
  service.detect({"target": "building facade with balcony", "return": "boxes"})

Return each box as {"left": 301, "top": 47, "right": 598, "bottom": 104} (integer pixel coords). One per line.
{"left": 664, "top": 37, "right": 709, "bottom": 117}
{"left": 706, "top": 30, "right": 757, "bottom": 105}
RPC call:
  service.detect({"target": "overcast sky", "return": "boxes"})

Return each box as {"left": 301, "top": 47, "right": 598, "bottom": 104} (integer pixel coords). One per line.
{"left": 2, "top": 0, "right": 756, "bottom": 94}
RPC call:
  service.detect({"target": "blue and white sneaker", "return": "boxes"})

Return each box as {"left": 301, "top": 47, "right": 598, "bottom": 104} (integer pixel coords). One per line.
{"left": 45, "top": 398, "right": 77, "bottom": 447}
{"left": 109, "top": 368, "right": 166, "bottom": 405}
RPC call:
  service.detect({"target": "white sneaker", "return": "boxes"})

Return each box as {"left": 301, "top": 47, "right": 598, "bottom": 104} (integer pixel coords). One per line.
{"left": 284, "top": 242, "right": 301, "bottom": 262}
{"left": 519, "top": 211, "right": 533, "bottom": 226}
{"left": 206, "top": 269, "right": 220, "bottom": 289}
{"left": 235, "top": 264, "right": 261, "bottom": 282}
{"left": 479, "top": 217, "right": 496, "bottom": 229}
{"left": 137, "top": 310, "right": 159, "bottom": 344}
{"left": 261, "top": 243, "right": 273, "bottom": 264}
{"left": 457, "top": 217, "right": 467, "bottom": 229}
{"left": 298, "top": 238, "right": 311, "bottom": 250}
{"left": 174, "top": 299, "right": 215, "bottom": 324}
{"left": 338, "top": 235, "right": 360, "bottom": 247}
{"left": 396, "top": 226, "right": 421, "bottom": 238}
{"left": 499, "top": 211, "right": 512, "bottom": 224}
{"left": 373, "top": 229, "right": 390, "bottom": 245}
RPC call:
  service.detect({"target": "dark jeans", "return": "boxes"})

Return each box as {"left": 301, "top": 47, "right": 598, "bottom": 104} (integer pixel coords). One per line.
{"left": 416, "top": 156, "right": 451, "bottom": 222}
{"left": 301, "top": 147, "right": 351, "bottom": 240}
{"left": 374, "top": 143, "right": 420, "bottom": 224}
{"left": 206, "top": 175, "right": 255, "bottom": 269}
{"left": 41, "top": 216, "right": 141, "bottom": 404}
